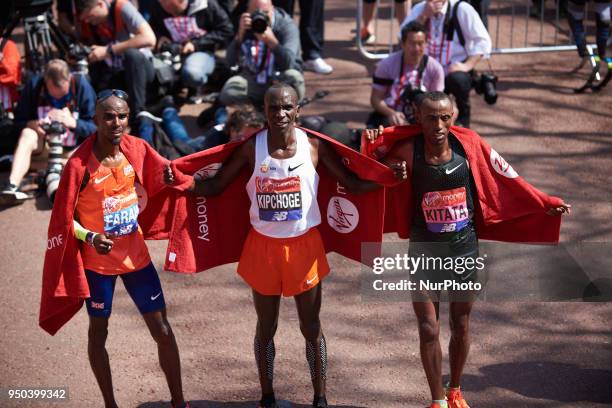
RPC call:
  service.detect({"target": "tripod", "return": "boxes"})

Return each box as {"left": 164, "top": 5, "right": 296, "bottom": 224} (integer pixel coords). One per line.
{"left": 0, "top": 1, "right": 70, "bottom": 75}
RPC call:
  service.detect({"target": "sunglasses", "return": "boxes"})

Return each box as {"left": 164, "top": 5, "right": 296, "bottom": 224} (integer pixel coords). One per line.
{"left": 97, "top": 89, "right": 129, "bottom": 102}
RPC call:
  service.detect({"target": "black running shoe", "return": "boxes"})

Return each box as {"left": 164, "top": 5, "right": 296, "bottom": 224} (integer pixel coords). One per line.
{"left": 313, "top": 395, "right": 328, "bottom": 408}
{"left": 258, "top": 393, "right": 278, "bottom": 408}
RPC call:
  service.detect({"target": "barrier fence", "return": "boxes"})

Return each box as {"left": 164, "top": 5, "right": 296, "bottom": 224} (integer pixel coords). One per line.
{"left": 356, "top": 0, "right": 600, "bottom": 75}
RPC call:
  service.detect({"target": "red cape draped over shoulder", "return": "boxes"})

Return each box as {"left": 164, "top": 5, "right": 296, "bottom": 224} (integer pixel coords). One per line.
{"left": 361, "top": 125, "right": 563, "bottom": 243}
{"left": 163, "top": 127, "right": 400, "bottom": 274}
{"left": 39, "top": 134, "right": 192, "bottom": 335}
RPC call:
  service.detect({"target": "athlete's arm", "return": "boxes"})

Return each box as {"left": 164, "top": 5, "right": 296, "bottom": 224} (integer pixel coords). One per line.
{"left": 165, "top": 139, "right": 254, "bottom": 196}
{"left": 314, "top": 138, "right": 405, "bottom": 194}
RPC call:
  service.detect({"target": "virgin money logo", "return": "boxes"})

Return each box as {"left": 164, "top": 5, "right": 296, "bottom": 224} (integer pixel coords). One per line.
{"left": 195, "top": 163, "right": 222, "bottom": 180}
{"left": 135, "top": 182, "right": 148, "bottom": 212}
{"left": 327, "top": 196, "right": 359, "bottom": 234}
{"left": 490, "top": 148, "right": 518, "bottom": 179}
{"left": 103, "top": 196, "right": 121, "bottom": 213}
{"left": 423, "top": 192, "right": 442, "bottom": 207}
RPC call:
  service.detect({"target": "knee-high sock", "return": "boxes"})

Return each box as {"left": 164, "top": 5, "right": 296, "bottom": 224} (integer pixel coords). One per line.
{"left": 254, "top": 337, "right": 275, "bottom": 382}
{"left": 305, "top": 334, "right": 327, "bottom": 384}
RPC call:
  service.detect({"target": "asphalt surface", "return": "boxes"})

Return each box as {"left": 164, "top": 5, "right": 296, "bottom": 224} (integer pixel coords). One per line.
{"left": 1, "top": 1, "right": 611, "bottom": 407}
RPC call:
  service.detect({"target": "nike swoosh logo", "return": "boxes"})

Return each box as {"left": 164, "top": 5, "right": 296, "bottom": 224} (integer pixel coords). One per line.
{"left": 150, "top": 292, "right": 162, "bottom": 301}
{"left": 445, "top": 163, "right": 463, "bottom": 175}
{"left": 306, "top": 275, "right": 318, "bottom": 285}
{"left": 288, "top": 163, "right": 304, "bottom": 172}
{"left": 94, "top": 173, "right": 112, "bottom": 184}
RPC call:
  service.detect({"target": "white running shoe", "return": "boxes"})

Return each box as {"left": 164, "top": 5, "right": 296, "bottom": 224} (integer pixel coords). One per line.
{"left": 0, "top": 183, "right": 29, "bottom": 206}
{"left": 303, "top": 58, "right": 334, "bottom": 75}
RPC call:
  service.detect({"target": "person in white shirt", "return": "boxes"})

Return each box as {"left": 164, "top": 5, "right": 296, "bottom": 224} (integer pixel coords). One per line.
{"left": 402, "top": 0, "right": 492, "bottom": 127}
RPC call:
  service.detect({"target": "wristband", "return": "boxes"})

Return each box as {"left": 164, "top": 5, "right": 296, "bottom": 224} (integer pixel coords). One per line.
{"left": 86, "top": 232, "right": 96, "bottom": 246}
{"left": 107, "top": 44, "right": 115, "bottom": 58}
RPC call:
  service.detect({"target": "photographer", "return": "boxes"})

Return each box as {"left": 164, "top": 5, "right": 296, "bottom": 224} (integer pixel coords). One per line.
{"left": 402, "top": 0, "right": 492, "bottom": 127}
{"left": 74, "top": 0, "right": 156, "bottom": 129}
{"left": 220, "top": 0, "right": 304, "bottom": 106}
{"left": 0, "top": 59, "right": 96, "bottom": 205}
{"left": 368, "top": 21, "right": 444, "bottom": 128}
{"left": 149, "top": 0, "right": 233, "bottom": 90}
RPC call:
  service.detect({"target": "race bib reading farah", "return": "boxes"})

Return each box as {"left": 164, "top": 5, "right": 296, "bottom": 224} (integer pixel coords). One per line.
{"left": 256, "top": 176, "right": 303, "bottom": 222}
{"left": 422, "top": 187, "right": 469, "bottom": 233}
{"left": 103, "top": 194, "right": 139, "bottom": 236}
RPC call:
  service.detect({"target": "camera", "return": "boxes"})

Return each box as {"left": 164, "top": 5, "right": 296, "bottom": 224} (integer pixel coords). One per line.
{"left": 250, "top": 9, "right": 270, "bottom": 34}
{"left": 399, "top": 84, "right": 425, "bottom": 124}
{"left": 472, "top": 71, "right": 498, "bottom": 105}
{"left": 67, "top": 43, "right": 91, "bottom": 75}
{"left": 153, "top": 43, "right": 182, "bottom": 86}
{"left": 41, "top": 121, "right": 66, "bottom": 203}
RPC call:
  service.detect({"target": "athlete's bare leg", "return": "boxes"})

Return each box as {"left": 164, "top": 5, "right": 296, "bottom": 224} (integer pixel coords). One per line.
{"left": 448, "top": 301, "right": 474, "bottom": 388}
{"left": 295, "top": 283, "right": 326, "bottom": 400}
{"left": 412, "top": 295, "right": 445, "bottom": 401}
{"left": 252, "top": 290, "right": 281, "bottom": 398}
{"left": 142, "top": 308, "right": 185, "bottom": 406}
{"left": 87, "top": 316, "right": 118, "bottom": 408}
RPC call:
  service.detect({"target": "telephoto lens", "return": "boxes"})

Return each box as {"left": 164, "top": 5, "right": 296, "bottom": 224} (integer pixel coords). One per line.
{"left": 41, "top": 121, "right": 66, "bottom": 203}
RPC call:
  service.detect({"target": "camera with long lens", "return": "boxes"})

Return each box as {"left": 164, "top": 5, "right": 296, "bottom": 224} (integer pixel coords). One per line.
{"left": 472, "top": 71, "right": 498, "bottom": 105}
{"left": 400, "top": 84, "right": 425, "bottom": 124}
{"left": 41, "top": 121, "right": 65, "bottom": 203}
{"left": 67, "top": 43, "right": 91, "bottom": 75}
{"left": 250, "top": 9, "right": 270, "bottom": 34}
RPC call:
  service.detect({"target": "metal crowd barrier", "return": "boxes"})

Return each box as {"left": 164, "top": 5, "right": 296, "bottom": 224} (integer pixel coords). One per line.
{"left": 356, "top": 0, "right": 599, "bottom": 75}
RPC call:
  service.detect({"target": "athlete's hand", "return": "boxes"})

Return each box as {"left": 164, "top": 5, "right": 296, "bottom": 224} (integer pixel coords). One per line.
{"left": 93, "top": 233, "right": 114, "bottom": 254}
{"left": 363, "top": 125, "right": 385, "bottom": 143}
{"left": 388, "top": 111, "right": 407, "bottom": 126}
{"left": 546, "top": 203, "right": 571, "bottom": 216}
{"left": 164, "top": 164, "right": 175, "bottom": 185}
{"left": 389, "top": 160, "right": 408, "bottom": 180}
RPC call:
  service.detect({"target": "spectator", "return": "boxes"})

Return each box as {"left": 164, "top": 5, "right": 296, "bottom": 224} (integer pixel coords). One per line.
{"left": 403, "top": 0, "right": 492, "bottom": 127}
{"left": 273, "top": 0, "right": 333, "bottom": 74}
{"left": 368, "top": 21, "right": 444, "bottom": 128}
{"left": 360, "top": 0, "right": 410, "bottom": 44}
{"left": 149, "top": 0, "right": 234, "bottom": 90}
{"left": 0, "top": 38, "right": 21, "bottom": 113}
{"left": 160, "top": 100, "right": 264, "bottom": 151}
{"left": 0, "top": 60, "right": 96, "bottom": 205}
{"left": 220, "top": 0, "right": 305, "bottom": 106}
{"left": 74, "top": 0, "right": 156, "bottom": 129}
{"left": 188, "top": 104, "right": 265, "bottom": 150}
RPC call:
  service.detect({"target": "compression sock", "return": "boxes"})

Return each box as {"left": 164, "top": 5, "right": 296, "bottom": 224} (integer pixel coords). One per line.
{"left": 306, "top": 334, "right": 328, "bottom": 383}
{"left": 254, "top": 337, "right": 275, "bottom": 386}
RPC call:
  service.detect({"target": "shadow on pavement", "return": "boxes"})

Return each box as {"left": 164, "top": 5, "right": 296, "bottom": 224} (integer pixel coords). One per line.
{"left": 138, "top": 401, "right": 367, "bottom": 408}
{"left": 460, "top": 361, "right": 612, "bottom": 404}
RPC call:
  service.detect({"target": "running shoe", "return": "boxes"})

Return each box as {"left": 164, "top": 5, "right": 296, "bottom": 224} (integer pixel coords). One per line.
{"left": 430, "top": 402, "right": 447, "bottom": 408}
{"left": 313, "top": 395, "right": 328, "bottom": 407}
{"left": 171, "top": 401, "right": 190, "bottom": 408}
{"left": 447, "top": 387, "right": 470, "bottom": 408}
{"left": 257, "top": 402, "right": 279, "bottom": 408}
{"left": 303, "top": 58, "right": 333, "bottom": 75}
{"left": 359, "top": 27, "right": 376, "bottom": 44}
{"left": 258, "top": 395, "right": 279, "bottom": 408}
{"left": 0, "top": 183, "right": 28, "bottom": 206}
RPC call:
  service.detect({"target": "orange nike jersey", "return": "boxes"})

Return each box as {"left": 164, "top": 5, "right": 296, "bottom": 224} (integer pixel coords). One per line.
{"left": 75, "top": 154, "right": 151, "bottom": 275}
